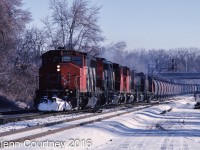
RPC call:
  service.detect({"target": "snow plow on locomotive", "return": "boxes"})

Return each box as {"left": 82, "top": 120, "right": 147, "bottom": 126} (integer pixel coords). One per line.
{"left": 34, "top": 49, "right": 197, "bottom": 111}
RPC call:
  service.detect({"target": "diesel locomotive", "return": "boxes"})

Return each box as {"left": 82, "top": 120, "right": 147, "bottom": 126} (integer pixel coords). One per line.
{"left": 34, "top": 49, "right": 198, "bottom": 111}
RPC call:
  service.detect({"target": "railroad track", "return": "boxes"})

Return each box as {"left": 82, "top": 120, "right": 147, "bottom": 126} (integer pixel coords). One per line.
{"left": 0, "top": 109, "right": 92, "bottom": 124}
{"left": 0, "top": 99, "right": 177, "bottom": 148}
{"left": 0, "top": 105, "right": 151, "bottom": 148}
{"left": 0, "top": 102, "right": 155, "bottom": 125}
{"left": 0, "top": 95, "right": 181, "bottom": 125}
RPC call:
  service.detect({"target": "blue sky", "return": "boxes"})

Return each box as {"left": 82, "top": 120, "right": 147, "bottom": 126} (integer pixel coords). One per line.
{"left": 23, "top": 0, "right": 200, "bottom": 50}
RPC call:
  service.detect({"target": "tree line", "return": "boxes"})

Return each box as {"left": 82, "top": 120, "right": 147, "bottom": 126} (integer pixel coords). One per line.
{"left": 102, "top": 43, "right": 200, "bottom": 75}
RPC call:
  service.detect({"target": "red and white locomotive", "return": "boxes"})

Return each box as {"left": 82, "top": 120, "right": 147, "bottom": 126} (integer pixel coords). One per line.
{"left": 34, "top": 49, "right": 197, "bottom": 111}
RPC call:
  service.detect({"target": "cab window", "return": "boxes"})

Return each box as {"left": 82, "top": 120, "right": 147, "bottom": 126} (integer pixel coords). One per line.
{"left": 62, "top": 56, "right": 71, "bottom": 62}
{"left": 72, "top": 56, "right": 82, "bottom": 66}
{"left": 42, "top": 56, "right": 60, "bottom": 65}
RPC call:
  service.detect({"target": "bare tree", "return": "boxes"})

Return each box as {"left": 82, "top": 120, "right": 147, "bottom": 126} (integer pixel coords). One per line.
{"left": 0, "top": 0, "right": 33, "bottom": 106}
{"left": 0, "top": 27, "right": 47, "bottom": 107}
{"left": 0, "top": 0, "right": 31, "bottom": 51}
{"left": 0, "top": 0, "right": 31, "bottom": 74}
{"left": 16, "top": 27, "right": 47, "bottom": 68}
{"left": 6, "top": 27, "right": 48, "bottom": 105}
{"left": 43, "top": 0, "right": 104, "bottom": 54}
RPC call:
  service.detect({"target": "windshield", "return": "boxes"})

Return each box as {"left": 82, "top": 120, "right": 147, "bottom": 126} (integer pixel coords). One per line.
{"left": 42, "top": 56, "right": 61, "bottom": 65}
{"left": 62, "top": 56, "right": 82, "bottom": 66}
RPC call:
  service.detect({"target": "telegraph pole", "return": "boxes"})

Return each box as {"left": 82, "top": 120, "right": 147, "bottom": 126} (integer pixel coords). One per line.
{"left": 185, "top": 56, "right": 188, "bottom": 73}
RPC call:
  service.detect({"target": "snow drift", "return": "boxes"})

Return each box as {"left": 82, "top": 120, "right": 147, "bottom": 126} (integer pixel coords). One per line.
{"left": 38, "top": 97, "right": 72, "bottom": 111}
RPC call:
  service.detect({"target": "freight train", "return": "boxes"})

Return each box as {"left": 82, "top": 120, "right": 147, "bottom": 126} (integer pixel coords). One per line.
{"left": 34, "top": 49, "right": 198, "bottom": 111}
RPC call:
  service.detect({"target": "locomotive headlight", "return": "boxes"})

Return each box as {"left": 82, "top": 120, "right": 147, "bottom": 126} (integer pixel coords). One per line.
{"left": 57, "top": 65, "right": 61, "bottom": 72}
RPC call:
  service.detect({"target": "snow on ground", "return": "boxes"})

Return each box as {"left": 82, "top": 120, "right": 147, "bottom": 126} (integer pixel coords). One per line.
{"left": 0, "top": 113, "right": 90, "bottom": 133}
{"left": 3, "top": 95, "right": 200, "bottom": 150}
{"left": 0, "top": 106, "right": 131, "bottom": 133}
{"left": 38, "top": 97, "right": 72, "bottom": 111}
{"left": 14, "top": 101, "right": 30, "bottom": 109}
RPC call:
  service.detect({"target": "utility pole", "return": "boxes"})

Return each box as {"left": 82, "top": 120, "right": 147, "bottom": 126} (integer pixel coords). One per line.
{"left": 185, "top": 56, "right": 188, "bottom": 73}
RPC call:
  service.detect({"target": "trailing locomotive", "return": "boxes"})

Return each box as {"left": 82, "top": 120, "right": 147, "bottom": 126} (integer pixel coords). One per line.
{"left": 34, "top": 49, "right": 197, "bottom": 111}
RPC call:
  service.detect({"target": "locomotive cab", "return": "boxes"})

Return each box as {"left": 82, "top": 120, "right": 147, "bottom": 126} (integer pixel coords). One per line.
{"left": 35, "top": 49, "right": 89, "bottom": 110}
